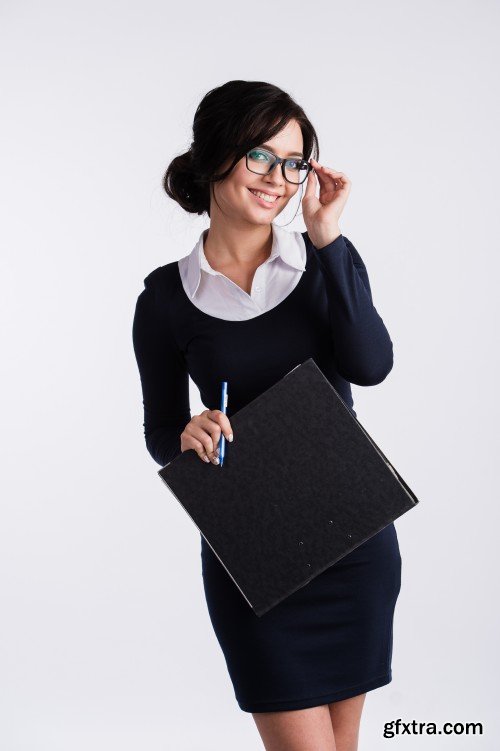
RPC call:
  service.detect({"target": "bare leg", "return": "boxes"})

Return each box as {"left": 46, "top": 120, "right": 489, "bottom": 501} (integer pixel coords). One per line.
{"left": 252, "top": 704, "right": 337, "bottom": 751}
{"left": 328, "top": 693, "right": 366, "bottom": 751}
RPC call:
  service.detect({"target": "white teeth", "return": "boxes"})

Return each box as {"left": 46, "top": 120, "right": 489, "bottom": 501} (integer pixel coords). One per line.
{"left": 250, "top": 189, "right": 278, "bottom": 203}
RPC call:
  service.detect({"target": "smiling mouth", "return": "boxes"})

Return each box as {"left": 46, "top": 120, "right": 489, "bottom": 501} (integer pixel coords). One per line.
{"left": 248, "top": 188, "right": 282, "bottom": 204}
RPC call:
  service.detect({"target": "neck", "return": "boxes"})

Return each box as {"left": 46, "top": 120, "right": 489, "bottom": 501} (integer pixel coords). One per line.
{"left": 203, "top": 221, "right": 274, "bottom": 271}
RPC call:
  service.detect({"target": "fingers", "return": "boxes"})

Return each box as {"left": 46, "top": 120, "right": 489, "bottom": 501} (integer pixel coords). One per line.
{"left": 182, "top": 410, "right": 234, "bottom": 465}
{"left": 206, "top": 409, "right": 234, "bottom": 443}
{"left": 184, "top": 418, "right": 220, "bottom": 464}
{"left": 198, "top": 412, "right": 223, "bottom": 463}
{"left": 304, "top": 167, "right": 318, "bottom": 199}
{"left": 310, "top": 158, "right": 350, "bottom": 191}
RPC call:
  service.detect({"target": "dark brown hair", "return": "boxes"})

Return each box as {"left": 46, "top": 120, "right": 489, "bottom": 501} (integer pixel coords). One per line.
{"left": 163, "top": 80, "right": 319, "bottom": 218}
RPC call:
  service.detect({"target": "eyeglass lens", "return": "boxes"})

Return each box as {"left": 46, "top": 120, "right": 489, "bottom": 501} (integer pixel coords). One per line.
{"left": 247, "top": 148, "right": 309, "bottom": 184}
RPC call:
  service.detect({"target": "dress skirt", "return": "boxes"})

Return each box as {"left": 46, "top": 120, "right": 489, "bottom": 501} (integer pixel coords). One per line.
{"left": 200, "top": 522, "right": 402, "bottom": 713}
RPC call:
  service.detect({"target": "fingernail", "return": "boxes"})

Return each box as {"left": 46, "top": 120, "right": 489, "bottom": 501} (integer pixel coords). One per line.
{"left": 203, "top": 455, "right": 210, "bottom": 463}
{"left": 213, "top": 456, "right": 220, "bottom": 465}
{"left": 228, "top": 433, "right": 233, "bottom": 442}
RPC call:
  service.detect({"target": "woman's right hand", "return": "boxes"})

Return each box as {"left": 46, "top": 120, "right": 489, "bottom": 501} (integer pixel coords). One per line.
{"left": 180, "top": 409, "right": 234, "bottom": 465}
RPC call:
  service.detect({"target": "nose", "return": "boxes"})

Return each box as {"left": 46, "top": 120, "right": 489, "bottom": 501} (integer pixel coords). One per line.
{"left": 264, "top": 160, "right": 286, "bottom": 188}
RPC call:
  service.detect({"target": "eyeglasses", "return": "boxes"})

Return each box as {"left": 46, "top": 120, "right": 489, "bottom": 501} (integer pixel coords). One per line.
{"left": 245, "top": 147, "right": 312, "bottom": 185}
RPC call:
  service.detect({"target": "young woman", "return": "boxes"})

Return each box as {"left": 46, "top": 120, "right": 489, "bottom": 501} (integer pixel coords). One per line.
{"left": 132, "top": 80, "right": 402, "bottom": 751}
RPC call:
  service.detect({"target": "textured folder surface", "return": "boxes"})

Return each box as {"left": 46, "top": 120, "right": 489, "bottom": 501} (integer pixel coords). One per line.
{"left": 158, "top": 358, "right": 419, "bottom": 617}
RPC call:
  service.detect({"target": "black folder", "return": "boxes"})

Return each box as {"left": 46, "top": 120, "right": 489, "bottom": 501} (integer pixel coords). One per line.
{"left": 158, "top": 358, "right": 419, "bottom": 617}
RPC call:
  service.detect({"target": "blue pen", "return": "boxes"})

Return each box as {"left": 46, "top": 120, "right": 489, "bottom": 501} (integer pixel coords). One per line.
{"left": 218, "top": 381, "right": 228, "bottom": 467}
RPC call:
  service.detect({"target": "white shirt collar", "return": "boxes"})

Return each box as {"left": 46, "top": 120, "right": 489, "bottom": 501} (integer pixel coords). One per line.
{"left": 183, "top": 222, "right": 306, "bottom": 299}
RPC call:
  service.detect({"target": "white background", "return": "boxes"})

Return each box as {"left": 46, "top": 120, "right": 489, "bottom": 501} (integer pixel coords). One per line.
{"left": 1, "top": 1, "right": 499, "bottom": 749}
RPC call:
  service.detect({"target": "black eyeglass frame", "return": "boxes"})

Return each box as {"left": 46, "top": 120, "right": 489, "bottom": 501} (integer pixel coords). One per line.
{"left": 245, "top": 147, "right": 313, "bottom": 185}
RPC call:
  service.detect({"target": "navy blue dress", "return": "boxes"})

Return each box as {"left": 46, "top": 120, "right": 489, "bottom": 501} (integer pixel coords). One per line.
{"left": 132, "top": 231, "right": 402, "bottom": 713}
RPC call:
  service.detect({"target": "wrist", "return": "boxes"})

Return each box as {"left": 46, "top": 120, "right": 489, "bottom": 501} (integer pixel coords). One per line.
{"left": 309, "top": 227, "right": 342, "bottom": 250}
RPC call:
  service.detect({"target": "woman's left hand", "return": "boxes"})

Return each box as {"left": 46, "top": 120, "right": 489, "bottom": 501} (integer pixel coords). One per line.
{"left": 302, "top": 158, "right": 351, "bottom": 249}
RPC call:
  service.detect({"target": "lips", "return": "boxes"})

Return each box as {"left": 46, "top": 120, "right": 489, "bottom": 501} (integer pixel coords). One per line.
{"left": 248, "top": 188, "right": 281, "bottom": 197}
{"left": 248, "top": 188, "right": 282, "bottom": 207}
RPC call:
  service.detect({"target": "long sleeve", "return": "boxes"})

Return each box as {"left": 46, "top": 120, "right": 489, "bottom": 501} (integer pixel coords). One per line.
{"left": 308, "top": 232, "right": 394, "bottom": 386}
{"left": 132, "top": 269, "right": 191, "bottom": 466}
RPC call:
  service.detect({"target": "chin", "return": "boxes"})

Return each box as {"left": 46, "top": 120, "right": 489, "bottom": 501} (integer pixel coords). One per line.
{"left": 245, "top": 197, "right": 281, "bottom": 222}
{"left": 246, "top": 211, "right": 274, "bottom": 226}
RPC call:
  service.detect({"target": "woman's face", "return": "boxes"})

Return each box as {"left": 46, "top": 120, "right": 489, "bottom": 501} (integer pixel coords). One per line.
{"left": 210, "top": 118, "right": 304, "bottom": 226}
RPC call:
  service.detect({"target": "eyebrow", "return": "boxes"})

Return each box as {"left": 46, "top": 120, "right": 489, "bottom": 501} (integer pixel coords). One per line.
{"left": 259, "top": 143, "right": 304, "bottom": 158}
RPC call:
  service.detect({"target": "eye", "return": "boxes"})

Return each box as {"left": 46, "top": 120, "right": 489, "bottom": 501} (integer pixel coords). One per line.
{"left": 248, "top": 149, "right": 272, "bottom": 163}
{"left": 285, "top": 159, "right": 301, "bottom": 171}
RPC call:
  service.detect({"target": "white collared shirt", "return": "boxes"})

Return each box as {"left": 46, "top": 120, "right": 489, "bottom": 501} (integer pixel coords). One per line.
{"left": 177, "top": 222, "right": 307, "bottom": 321}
